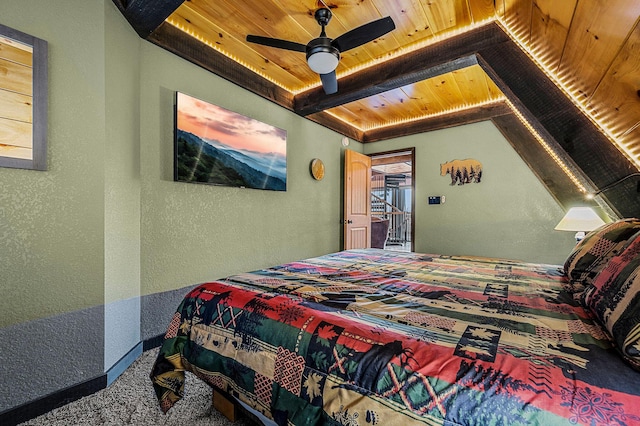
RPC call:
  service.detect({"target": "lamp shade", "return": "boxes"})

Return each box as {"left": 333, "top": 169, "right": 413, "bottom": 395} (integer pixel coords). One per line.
{"left": 554, "top": 207, "right": 605, "bottom": 232}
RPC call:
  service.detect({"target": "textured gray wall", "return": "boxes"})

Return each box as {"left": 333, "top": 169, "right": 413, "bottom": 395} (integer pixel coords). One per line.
{"left": 141, "top": 285, "right": 198, "bottom": 341}
{"left": 0, "top": 306, "right": 104, "bottom": 412}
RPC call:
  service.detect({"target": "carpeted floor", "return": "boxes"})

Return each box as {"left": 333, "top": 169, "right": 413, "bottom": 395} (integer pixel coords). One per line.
{"left": 19, "top": 349, "right": 255, "bottom": 425}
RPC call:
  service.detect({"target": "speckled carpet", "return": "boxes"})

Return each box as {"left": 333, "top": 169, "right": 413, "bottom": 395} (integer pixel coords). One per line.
{"left": 19, "top": 349, "right": 255, "bottom": 425}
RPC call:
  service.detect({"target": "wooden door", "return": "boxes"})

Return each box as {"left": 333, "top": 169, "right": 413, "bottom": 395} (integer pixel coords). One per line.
{"left": 344, "top": 149, "right": 371, "bottom": 250}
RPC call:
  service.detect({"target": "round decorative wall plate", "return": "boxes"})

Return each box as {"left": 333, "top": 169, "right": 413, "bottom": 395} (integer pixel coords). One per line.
{"left": 310, "top": 158, "right": 325, "bottom": 181}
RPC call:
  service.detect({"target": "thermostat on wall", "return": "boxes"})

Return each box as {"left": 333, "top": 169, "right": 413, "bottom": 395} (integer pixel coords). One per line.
{"left": 428, "top": 196, "right": 445, "bottom": 205}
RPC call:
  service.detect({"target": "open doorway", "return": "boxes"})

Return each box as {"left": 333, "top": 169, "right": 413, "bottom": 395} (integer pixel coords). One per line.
{"left": 370, "top": 148, "right": 415, "bottom": 252}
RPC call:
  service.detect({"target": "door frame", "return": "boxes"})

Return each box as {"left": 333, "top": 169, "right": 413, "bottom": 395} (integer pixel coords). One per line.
{"left": 369, "top": 147, "right": 415, "bottom": 252}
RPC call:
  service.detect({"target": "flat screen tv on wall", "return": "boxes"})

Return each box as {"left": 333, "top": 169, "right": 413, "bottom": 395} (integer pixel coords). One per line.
{"left": 174, "top": 92, "right": 287, "bottom": 191}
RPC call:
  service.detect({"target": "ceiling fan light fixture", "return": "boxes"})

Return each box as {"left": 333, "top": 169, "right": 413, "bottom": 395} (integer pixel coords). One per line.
{"left": 307, "top": 51, "right": 339, "bottom": 74}
{"left": 306, "top": 41, "right": 340, "bottom": 74}
{"left": 246, "top": 8, "right": 395, "bottom": 94}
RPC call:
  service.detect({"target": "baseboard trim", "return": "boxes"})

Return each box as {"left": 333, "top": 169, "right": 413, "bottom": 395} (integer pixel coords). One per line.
{"left": 106, "top": 342, "right": 143, "bottom": 385}
{"left": 1, "top": 336, "right": 164, "bottom": 426}
{"left": 0, "top": 374, "right": 106, "bottom": 426}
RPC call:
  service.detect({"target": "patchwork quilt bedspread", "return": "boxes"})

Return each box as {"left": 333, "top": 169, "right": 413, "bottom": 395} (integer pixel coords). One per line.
{"left": 151, "top": 249, "right": 640, "bottom": 425}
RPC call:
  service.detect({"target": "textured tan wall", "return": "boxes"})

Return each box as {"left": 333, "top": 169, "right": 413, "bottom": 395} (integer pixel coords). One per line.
{"left": 365, "top": 121, "right": 577, "bottom": 265}
{"left": 0, "top": 0, "right": 347, "bottom": 328}
{"left": 0, "top": 0, "right": 576, "bottom": 334}
{"left": 137, "top": 42, "right": 346, "bottom": 296}
{"left": 0, "top": 0, "right": 107, "bottom": 328}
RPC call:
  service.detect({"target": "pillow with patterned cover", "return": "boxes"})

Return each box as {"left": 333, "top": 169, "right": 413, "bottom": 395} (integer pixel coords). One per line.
{"left": 564, "top": 218, "right": 640, "bottom": 286}
{"left": 582, "top": 233, "right": 640, "bottom": 370}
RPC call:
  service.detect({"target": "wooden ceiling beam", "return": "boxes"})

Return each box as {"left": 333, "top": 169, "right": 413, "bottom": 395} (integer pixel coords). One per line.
{"left": 294, "top": 23, "right": 510, "bottom": 116}
{"left": 476, "top": 41, "right": 640, "bottom": 217}
{"left": 295, "top": 55, "right": 479, "bottom": 117}
{"left": 111, "top": 0, "right": 185, "bottom": 38}
{"left": 124, "top": 11, "right": 639, "bottom": 216}
{"left": 362, "top": 102, "right": 512, "bottom": 143}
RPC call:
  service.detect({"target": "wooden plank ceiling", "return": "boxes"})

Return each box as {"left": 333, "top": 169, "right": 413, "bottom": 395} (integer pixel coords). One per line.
{"left": 113, "top": 0, "right": 640, "bottom": 217}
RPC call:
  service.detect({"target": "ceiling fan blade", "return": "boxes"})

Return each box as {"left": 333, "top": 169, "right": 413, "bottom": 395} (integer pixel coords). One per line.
{"left": 332, "top": 16, "right": 395, "bottom": 53}
{"left": 246, "top": 35, "right": 306, "bottom": 52}
{"left": 320, "top": 71, "right": 338, "bottom": 95}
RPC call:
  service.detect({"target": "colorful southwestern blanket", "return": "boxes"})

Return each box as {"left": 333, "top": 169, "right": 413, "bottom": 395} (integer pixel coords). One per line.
{"left": 151, "top": 249, "right": 640, "bottom": 425}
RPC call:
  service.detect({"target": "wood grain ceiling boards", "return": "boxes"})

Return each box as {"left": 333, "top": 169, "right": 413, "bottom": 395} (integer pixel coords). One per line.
{"left": 113, "top": 0, "right": 640, "bottom": 217}
{"left": 326, "top": 64, "right": 505, "bottom": 132}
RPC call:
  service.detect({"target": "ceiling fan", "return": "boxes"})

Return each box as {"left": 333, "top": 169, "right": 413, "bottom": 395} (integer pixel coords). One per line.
{"left": 246, "top": 8, "right": 395, "bottom": 95}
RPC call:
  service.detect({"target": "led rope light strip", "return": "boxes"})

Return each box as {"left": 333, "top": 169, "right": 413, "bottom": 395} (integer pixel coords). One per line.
{"left": 495, "top": 18, "right": 640, "bottom": 170}
{"left": 505, "top": 99, "right": 588, "bottom": 193}
{"left": 166, "top": 17, "right": 292, "bottom": 91}
{"left": 322, "top": 98, "right": 506, "bottom": 133}
{"left": 358, "top": 98, "right": 506, "bottom": 132}
{"left": 168, "top": 11, "right": 635, "bottom": 186}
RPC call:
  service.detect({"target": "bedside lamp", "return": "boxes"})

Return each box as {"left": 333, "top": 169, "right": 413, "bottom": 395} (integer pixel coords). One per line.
{"left": 555, "top": 207, "right": 606, "bottom": 242}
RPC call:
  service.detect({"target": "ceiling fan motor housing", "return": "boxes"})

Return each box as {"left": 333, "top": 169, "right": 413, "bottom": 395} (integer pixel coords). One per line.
{"left": 314, "top": 8, "right": 332, "bottom": 27}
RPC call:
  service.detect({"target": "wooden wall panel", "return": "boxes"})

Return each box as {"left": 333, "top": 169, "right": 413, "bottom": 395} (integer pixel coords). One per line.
{"left": 0, "top": 24, "right": 46, "bottom": 169}
{"left": 0, "top": 146, "right": 31, "bottom": 160}
{"left": 0, "top": 38, "right": 32, "bottom": 66}
{"left": 0, "top": 117, "right": 32, "bottom": 149}
{"left": 0, "top": 58, "right": 32, "bottom": 95}
{"left": 0, "top": 91, "right": 31, "bottom": 123}
{"left": 0, "top": 37, "right": 33, "bottom": 161}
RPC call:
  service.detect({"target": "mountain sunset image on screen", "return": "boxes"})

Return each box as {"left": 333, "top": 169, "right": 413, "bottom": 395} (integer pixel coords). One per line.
{"left": 174, "top": 92, "right": 287, "bottom": 191}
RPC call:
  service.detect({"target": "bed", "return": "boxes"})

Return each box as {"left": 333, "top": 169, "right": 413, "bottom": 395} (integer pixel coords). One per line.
{"left": 151, "top": 218, "right": 640, "bottom": 425}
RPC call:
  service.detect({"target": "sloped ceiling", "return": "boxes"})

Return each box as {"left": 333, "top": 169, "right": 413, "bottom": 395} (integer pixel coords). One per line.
{"left": 112, "top": 0, "right": 640, "bottom": 218}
